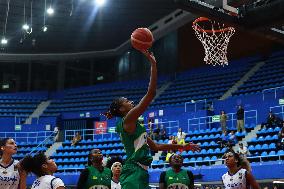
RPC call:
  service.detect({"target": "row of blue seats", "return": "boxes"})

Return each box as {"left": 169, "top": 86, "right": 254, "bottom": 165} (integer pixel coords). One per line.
{"left": 58, "top": 143, "right": 124, "bottom": 150}
{"left": 53, "top": 149, "right": 126, "bottom": 157}
{"left": 257, "top": 127, "right": 281, "bottom": 134}
{"left": 249, "top": 135, "right": 279, "bottom": 143}
{"left": 248, "top": 143, "right": 277, "bottom": 151}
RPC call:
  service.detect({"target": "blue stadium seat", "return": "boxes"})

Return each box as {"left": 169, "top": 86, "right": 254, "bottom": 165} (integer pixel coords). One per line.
{"left": 262, "top": 144, "right": 269, "bottom": 150}
{"left": 269, "top": 143, "right": 276, "bottom": 149}
{"left": 261, "top": 151, "right": 268, "bottom": 156}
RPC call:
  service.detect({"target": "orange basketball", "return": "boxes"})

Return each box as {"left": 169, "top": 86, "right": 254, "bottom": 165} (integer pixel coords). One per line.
{"left": 131, "top": 28, "right": 153, "bottom": 51}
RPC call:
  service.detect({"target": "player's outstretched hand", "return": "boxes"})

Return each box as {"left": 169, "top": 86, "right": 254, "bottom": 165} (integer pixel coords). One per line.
{"left": 142, "top": 50, "right": 156, "bottom": 64}
{"left": 183, "top": 142, "right": 200, "bottom": 152}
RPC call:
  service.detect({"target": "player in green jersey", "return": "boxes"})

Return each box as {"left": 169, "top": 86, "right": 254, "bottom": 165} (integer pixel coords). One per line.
{"left": 77, "top": 149, "right": 111, "bottom": 189}
{"left": 159, "top": 154, "right": 194, "bottom": 189}
{"left": 103, "top": 50, "right": 200, "bottom": 189}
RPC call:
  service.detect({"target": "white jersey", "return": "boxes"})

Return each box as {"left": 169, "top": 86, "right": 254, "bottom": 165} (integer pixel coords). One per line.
{"left": 111, "top": 180, "right": 121, "bottom": 189}
{"left": 222, "top": 168, "right": 248, "bottom": 189}
{"left": 0, "top": 159, "right": 20, "bottom": 189}
{"left": 31, "top": 175, "right": 65, "bottom": 189}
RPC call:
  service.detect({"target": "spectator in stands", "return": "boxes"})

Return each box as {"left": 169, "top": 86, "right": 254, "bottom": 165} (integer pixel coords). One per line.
{"left": 238, "top": 143, "right": 249, "bottom": 158}
{"left": 218, "top": 130, "right": 229, "bottom": 148}
{"left": 222, "top": 150, "right": 260, "bottom": 189}
{"left": 0, "top": 138, "right": 27, "bottom": 189}
{"left": 159, "top": 124, "right": 167, "bottom": 140}
{"left": 228, "top": 131, "right": 237, "bottom": 146}
{"left": 71, "top": 132, "right": 82, "bottom": 146}
{"left": 177, "top": 128, "right": 186, "bottom": 145}
{"left": 168, "top": 136, "right": 174, "bottom": 144}
{"left": 20, "top": 152, "right": 65, "bottom": 189}
{"left": 267, "top": 111, "right": 277, "bottom": 127}
{"left": 159, "top": 154, "right": 194, "bottom": 189}
{"left": 77, "top": 149, "right": 111, "bottom": 189}
{"left": 220, "top": 110, "right": 228, "bottom": 133}
{"left": 53, "top": 126, "right": 60, "bottom": 142}
{"left": 236, "top": 105, "right": 245, "bottom": 132}
{"left": 277, "top": 122, "right": 284, "bottom": 150}
{"left": 165, "top": 150, "right": 174, "bottom": 162}
{"left": 148, "top": 124, "right": 154, "bottom": 140}
{"left": 153, "top": 125, "right": 161, "bottom": 140}
{"left": 102, "top": 51, "right": 199, "bottom": 188}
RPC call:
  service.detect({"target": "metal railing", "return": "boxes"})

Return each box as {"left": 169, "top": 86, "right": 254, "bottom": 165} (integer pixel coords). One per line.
{"left": 64, "top": 120, "right": 180, "bottom": 141}
{"left": 262, "top": 85, "right": 284, "bottom": 101}
{"left": 187, "top": 110, "right": 257, "bottom": 131}
{"left": 185, "top": 99, "right": 207, "bottom": 112}
{"left": 0, "top": 131, "right": 54, "bottom": 143}
{"left": 270, "top": 105, "right": 284, "bottom": 120}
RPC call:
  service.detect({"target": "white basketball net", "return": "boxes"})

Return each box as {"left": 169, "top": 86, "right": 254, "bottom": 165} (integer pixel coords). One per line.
{"left": 192, "top": 17, "right": 235, "bottom": 66}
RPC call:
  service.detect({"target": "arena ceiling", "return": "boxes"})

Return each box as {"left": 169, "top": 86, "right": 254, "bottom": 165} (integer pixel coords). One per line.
{"left": 0, "top": 0, "right": 283, "bottom": 54}
{"left": 0, "top": 0, "right": 178, "bottom": 53}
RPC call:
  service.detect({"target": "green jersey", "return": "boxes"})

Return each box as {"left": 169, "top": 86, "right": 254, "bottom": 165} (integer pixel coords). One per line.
{"left": 116, "top": 119, "right": 153, "bottom": 166}
{"left": 85, "top": 166, "right": 111, "bottom": 189}
{"left": 160, "top": 169, "right": 194, "bottom": 189}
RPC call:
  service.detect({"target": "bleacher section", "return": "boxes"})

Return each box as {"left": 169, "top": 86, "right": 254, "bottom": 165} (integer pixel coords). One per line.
{"left": 151, "top": 59, "right": 258, "bottom": 107}
{"left": 44, "top": 78, "right": 169, "bottom": 116}
{"left": 0, "top": 91, "right": 48, "bottom": 117}
{"left": 233, "top": 53, "right": 284, "bottom": 96}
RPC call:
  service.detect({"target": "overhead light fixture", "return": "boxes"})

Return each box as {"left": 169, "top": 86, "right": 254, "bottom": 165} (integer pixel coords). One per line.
{"left": 42, "top": 26, "right": 48, "bottom": 32}
{"left": 22, "top": 24, "right": 29, "bottom": 30}
{"left": 47, "top": 7, "right": 54, "bottom": 15}
{"left": 95, "top": 0, "right": 106, "bottom": 6}
{"left": 1, "top": 38, "right": 8, "bottom": 45}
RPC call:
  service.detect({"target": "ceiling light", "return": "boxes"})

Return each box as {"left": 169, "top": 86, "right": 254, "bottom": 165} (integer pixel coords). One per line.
{"left": 42, "top": 26, "right": 48, "bottom": 32}
{"left": 22, "top": 24, "right": 29, "bottom": 30}
{"left": 47, "top": 7, "right": 54, "bottom": 15}
{"left": 1, "top": 38, "right": 8, "bottom": 45}
{"left": 95, "top": 0, "right": 106, "bottom": 6}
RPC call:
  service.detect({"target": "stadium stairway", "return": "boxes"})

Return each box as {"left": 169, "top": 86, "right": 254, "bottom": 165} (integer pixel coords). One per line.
{"left": 153, "top": 81, "right": 173, "bottom": 102}
{"left": 25, "top": 100, "right": 52, "bottom": 124}
{"left": 233, "top": 124, "right": 262, "bottom": 153}
{"left": 220, "top": 61, "right": 265, "bottom": 100}
{"left": 45, "top": 142, "right": 63, "bottom": 157}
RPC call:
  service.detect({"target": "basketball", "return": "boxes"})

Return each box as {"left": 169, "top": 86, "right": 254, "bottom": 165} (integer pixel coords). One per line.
{"left": 131, "top": 28, "right": 153, "bottom": 51}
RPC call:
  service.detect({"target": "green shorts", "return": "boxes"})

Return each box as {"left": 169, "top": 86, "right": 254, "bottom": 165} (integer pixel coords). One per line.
{"left": 120, "top": 163, "right": 150, "bottom": 189}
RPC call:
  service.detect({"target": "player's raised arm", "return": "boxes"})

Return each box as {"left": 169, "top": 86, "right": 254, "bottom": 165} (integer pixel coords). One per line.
{"left": 123, "top": 51, "right": 157, "bottom": 133}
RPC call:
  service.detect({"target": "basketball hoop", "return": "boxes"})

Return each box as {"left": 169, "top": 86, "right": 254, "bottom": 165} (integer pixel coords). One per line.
{"left": 192, "top": 17, "right": 235, "bottom": 66}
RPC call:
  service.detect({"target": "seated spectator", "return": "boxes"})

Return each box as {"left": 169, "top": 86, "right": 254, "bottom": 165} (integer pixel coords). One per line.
{"left": 165, "top": 150, "right": 174, "bottom": 162}
{"left": 267, "top": 111, "right": 277, "bottom": 127}
{"left": 153, "top": 125, "right": 160, "bottom": 140}
{"left": 159, "top": 124, "right": 167, "bottom": 140}
{"left": 71, "top": 132, "right": 82, "bottom": 146}
{"left": 148, "top": 125, "right": 154, "bottom": 140}
{"left": 277, "top": 122, "right": 284, "bottom": 150}
{"left": 228, "top": 131, "right": 237, "bottom": 146}
{"left": 176, "top": 128, "right": 186, "bottom": 145}
{"left": 172, "top": 136, "right": 177, "bottom": 145}
{"left": 167, "top": 136, "right": 174, "bottom": 144}
{"left": 238, "top": 143, "right": 249, "bottom": 158}
{"left": 218, "top": 131, "right": 229, "bottom": 147}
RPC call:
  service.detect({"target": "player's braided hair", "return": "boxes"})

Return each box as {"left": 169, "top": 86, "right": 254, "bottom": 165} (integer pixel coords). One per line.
{"left": 101, "top": 97, "right": 125, "bottom": 119}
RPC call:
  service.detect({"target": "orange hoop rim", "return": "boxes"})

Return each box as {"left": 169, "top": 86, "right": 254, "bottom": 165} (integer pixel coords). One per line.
{"left": 192, "top": 17, "right": 234, "bottom": 33}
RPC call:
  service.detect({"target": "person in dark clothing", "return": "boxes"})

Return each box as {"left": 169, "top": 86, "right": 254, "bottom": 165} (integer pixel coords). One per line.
{"left": 236, "top": 105, "right": 245, "bottom": 132}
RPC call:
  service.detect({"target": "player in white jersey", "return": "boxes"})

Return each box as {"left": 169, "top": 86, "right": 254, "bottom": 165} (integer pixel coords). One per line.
{"left": 0, "top": 138, "right": 27, "bottom": 189}
{"left": 111, "top": 162, "right": 122, "bottom": 189}
{"left": 222, "top": 151, "right": 259, "bottom": 189}
{"left": 20, "top": 152, "right": 65, "bottom": 189}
